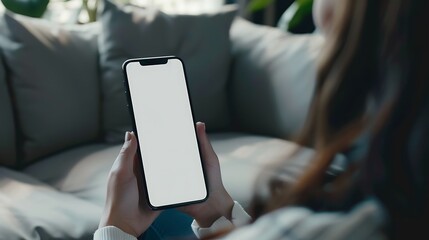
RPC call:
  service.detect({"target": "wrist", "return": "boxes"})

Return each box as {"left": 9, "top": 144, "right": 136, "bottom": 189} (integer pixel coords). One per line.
{"left": 194, "top": 189, "right": 234, "bottom": 227}
{"left": 95, "top": 226, "right": 137, "bottom": 240}
{"left": 99, "top": 219, "right": 138, "bottom": 238}
{"left": 99, "top": 210, "right": 149, "bottom": 238}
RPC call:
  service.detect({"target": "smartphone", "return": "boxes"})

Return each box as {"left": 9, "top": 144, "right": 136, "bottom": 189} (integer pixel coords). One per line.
{"left": 122, "top": 56, "right": 208, "bottom": 209}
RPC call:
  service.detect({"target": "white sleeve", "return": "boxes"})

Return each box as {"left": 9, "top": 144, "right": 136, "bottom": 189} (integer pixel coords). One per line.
{"left": 93, "top": 226, "right": 137, "bottom": 240}
{"left": 191, "top": 201, "right": 252, "bottom": 239}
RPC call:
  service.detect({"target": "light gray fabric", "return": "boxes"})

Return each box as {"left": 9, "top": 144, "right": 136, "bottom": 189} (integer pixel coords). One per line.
{"left": 0, "top": 167, "right": 101, "bottom": 240}
{"left": 211, "top": 133, "right": 345, "bottom": 208}
{"left": 0, "top": 12, "right": 101, "bottom": 165}
{"left": 210, "top": 132, "right": 305, "bottom": 208}
{"left": 0, "top": 52, "right": 16, "bottom": 167}
{"left": 229, "top": 18, "right": 324, "bottom": 139}
{"left": 24, "top": 133, "right": 344, "bottom": 210}
{"left": 99, "top": 0, "right": 237, "bottom": 142}
{"left": 24, "top": 143, "right": 118, "bottom": 205}
{"left": 24, "top": 133, "right": 309, "bottom": 209}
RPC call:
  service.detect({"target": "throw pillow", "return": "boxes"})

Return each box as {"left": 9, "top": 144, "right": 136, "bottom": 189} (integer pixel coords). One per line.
{"left": 229, "top": 18, "right": 324, "bottom": 139}
{"left": 0, "top": 12, "right": 101, "bottom": 165}
{"left": 99, "top": 0, "right": 237, "bottom": 142}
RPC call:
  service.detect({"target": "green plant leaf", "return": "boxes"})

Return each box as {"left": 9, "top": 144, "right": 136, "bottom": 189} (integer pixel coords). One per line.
{"left": 288, "top": 0, "right": 313, "bottom": 31}
{"left": 247, "top": 0, "right": 274, "bottom": 13}
{"left": 1, "top": 0, "right": 50, "bottom": 18}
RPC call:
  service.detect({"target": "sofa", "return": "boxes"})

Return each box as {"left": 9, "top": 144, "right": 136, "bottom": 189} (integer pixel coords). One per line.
{"left": 0, "top": 1, "right": 324, "bottom": 239}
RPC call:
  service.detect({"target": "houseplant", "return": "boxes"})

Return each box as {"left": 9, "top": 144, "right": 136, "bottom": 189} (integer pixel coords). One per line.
{"left": 248, "top": 0, "right": 314, "bottom": 33}
{"left": 1, "top": 0, "right": 49, "bottom": 17}
{"left": 1, "top": 0, "right": 98, "bottom": 22}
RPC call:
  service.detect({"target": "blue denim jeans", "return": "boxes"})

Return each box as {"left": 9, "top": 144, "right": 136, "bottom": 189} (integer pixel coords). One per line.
{"left": 138, "top": 209, "right": 196, "bottom": 240}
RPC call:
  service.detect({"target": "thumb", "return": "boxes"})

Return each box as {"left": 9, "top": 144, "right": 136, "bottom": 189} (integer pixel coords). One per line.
{"left": 119, "top": 131, "right": 138, "bottom": 158}
{"left": 112, "top": 131, "right": 138, "bottom": 177}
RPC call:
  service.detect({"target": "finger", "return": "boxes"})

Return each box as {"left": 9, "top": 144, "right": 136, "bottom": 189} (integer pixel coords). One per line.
{"left": 111, "top": 131, "right": 138, "bottom": 176}
{"left": 118, "top": 131, "right": 138, "bottom": 160}
{"left": 132, "top": 154, "right": 147, "bottom": 208}
{"left": 196, "top": 122, "right": 217, "bottom": 161}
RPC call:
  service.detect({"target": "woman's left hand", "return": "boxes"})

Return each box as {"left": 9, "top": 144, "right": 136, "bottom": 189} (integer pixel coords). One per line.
{"left": 99, "top": 131, "right": 161, "bottom": 237}
{"left": 178, "top": 122, "right": 234, "bottom": 227}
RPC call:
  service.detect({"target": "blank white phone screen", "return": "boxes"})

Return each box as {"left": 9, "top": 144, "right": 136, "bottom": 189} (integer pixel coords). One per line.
{"left": 125, "top": 58, "right": 207, "bottom": 208}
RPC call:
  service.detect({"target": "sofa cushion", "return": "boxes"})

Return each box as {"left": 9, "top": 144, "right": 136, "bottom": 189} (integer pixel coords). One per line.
{"left": 0, "top": 167, "right": 101, "bottom": 240}
{"left": 24, "top": 136, "right": 292, "bottom": 208}
{"left": 0, "top": 51, "right": 16, "bottom": 167}
{"left": 24, "top": 143, "right": 117, "bottom": 205}
{"left": 99, "top": 0, "right": 237, "bottom": 142}
{"left": 24, "top": 133, "right": 345, "bottom": 209}
{"left": 229, "top": 18, "right": 324, "bottom": 139}
{"left": 0, "top": 12, "right": 100, "bottom": 165}
{"left": 211, "top": 133, "right": 346, "bottom": 208}
{"left": 210, "top": 133, "right": 313, "bottom": 208}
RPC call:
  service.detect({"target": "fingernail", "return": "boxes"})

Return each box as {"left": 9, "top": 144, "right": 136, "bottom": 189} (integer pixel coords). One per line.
{"left": 125, "top": 131, "right": 131, "bottom": 141}
{"left": 202, "top": 122, "right": 206, "bottom": 131}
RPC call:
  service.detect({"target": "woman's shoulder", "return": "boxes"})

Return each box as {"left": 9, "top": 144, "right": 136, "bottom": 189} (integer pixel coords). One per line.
{"left": 224, "top": 198, "right": 386, "bottom": 240}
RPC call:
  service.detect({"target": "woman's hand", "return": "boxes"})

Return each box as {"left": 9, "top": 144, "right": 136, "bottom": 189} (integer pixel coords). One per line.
{"left": 99, "top": 131, "right": 160, "bottom": 237}
{"left": 178, "top": 122, "right": 234, "bottom": 227}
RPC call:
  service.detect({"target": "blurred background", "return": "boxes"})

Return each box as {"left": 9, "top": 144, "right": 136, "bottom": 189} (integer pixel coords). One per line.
{"left": 0, "top": 0, "right": 315, "bottom": 33}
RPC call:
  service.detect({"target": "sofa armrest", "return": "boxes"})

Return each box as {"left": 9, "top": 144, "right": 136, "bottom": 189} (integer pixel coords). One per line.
{"left": 228, "top": 18, "right": 324, "bottom": 140}
{"left": 0, "top": 167, "right": 101, "bottom": 239}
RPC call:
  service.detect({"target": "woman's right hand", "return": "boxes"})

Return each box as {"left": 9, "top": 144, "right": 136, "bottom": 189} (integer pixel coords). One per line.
{"left": 99, "top": 131, "right": 160, "bottom": 237}
{"left": 178, "top": 122, "right": 234, "bottom": 227}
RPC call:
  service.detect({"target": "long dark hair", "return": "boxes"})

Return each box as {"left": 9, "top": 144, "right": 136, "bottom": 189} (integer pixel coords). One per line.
{"left": 251, "top": 0, "right": 429, "bottom": 238}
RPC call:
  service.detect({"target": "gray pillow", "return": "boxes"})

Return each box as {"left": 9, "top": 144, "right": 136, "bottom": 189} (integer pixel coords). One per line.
{"left": 0, "top": 12, "right": 100, "bottom": 165}
{"left": 99, "top": 0, "right": 237, "bottom": 142}
{"left": 0, "top": 50, "right": 16, "bottom": 167}
{"left": 229, "top": 18, "right": 324, "bottom": 139}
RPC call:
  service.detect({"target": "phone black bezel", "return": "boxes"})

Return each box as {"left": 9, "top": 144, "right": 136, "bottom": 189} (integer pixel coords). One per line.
{"left": 122, "top": 56, "right": 209, "bottom": 210}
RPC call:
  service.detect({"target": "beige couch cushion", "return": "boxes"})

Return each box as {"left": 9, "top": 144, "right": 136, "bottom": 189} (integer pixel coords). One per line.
{"left": 0, "top": 53, "right": 16, "bottom": 167}
{"left": 229, "top": 18, "right": 324, "bottom": 139}
{"left": 0, "top": 167, "right": 101, "bottom": 240}
{"left": 0, "top": 12, "right": 100, "bottom": 165}
{"left": 98, "top": 0, "right": 237, "bottom": 142}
